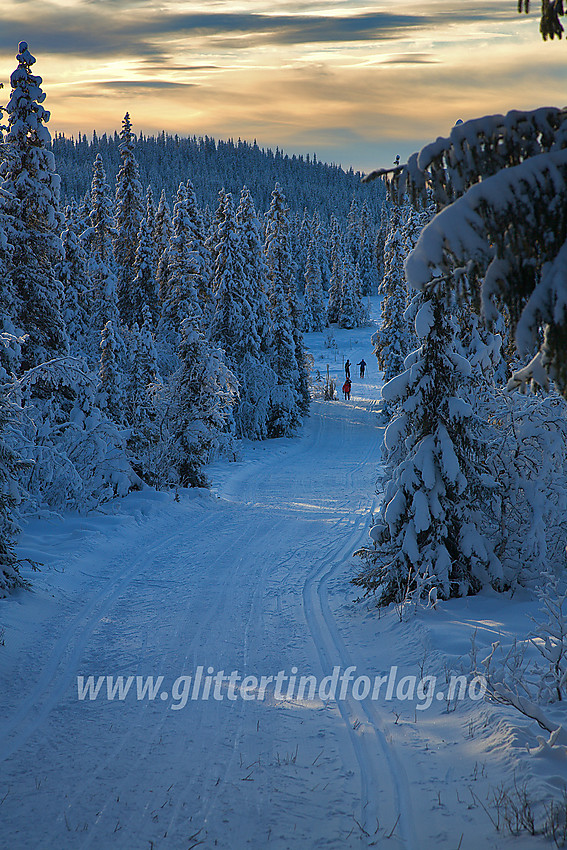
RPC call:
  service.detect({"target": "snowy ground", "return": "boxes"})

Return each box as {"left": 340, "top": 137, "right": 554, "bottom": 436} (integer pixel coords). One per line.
{"left": 0, "top": 299, "right": 564, "bottom": 849}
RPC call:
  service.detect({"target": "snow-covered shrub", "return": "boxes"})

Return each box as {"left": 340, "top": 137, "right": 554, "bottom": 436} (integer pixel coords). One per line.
{"left": 323, "top": 327, "right": 337, "bottom": 350}
{"left": 236, "top": 355, "right": 278, "bottom": 442}
{"left": 15, "top": 357, "right": 139, "bottom": 513}
{"left": 153, "top": 318, "right": 237, "bottom": 488}
{"left": 477, "top": 578, "right": 567, "bottom": 745}
{"left": 486, "top": 389, "right": 567, "bottom": 586}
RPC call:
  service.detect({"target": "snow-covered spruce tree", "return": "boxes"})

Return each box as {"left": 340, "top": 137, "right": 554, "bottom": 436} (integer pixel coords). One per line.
{"left": 301, "top": 289, "right": 315, "bottom": 335}
{"left": 157, "top": 183, "right": 202, "bottom": 373}
{"left": 0, "top": 41, "right": 68, "bottom": 369}
{"left": 266, "top": 183, "right": 310, "bottom": 414}
{"left": 313, "top": 211, "right": 330, "bottom": 291}
{"left": 354, "top": 296, "right": 502, "bottom": 604}
{"left": 281, "top": 203, "right": 311, "bottom": 416}
{"left": 373, "top": 265, "right": 411, "bottom": 387}
{"left": 302, "top": 237, "right": 326, "bottom": 332}
{"left": 326, "top": 217, "right": 343, "bottom": 323}
{"left": 373, "top": 201, "right": 390, "bottom": 293}
{"left": 461, "top": 310, "right": 507, "bottom": 389}
{"left": 128, "top": 305, "right": 159, "bottom": 426}
{"left": 235, "top": 186, "right": 279, "bottom": 439}
{"left": 145, "top": 185, "right": 156, "bottom": 233}
{"left": 264, "top": 274, "right": 301, "bottom": 437}
{"left": 209, "top": 192, "right": 267, "bottom": 438}
{"left": 156, "top": 316, "right": 236, "bottom": 488}
{"left": 84, "top": 153, "right": 122, "bottom": 345}
{"left": 57, "top": 204, "right": 91, "bottom": 355}
{"left": 201, "top": 203, "right": 213, "bottom": 239}
{"left": 0, "top": 188, "right": 21, "bottom": 340}
{"left": 366, "top": 108, "right": 567, "bottom": 397}
{"left": 378, "top": 202, "right": 403, "bottom": 296}
{"left": 125, "top": 307, "right": 161, "bottom": 479}
{"left": 358, "top": 108, "right": 567, "bottom": 605}
{"left": 76, "top": 190, "right": 91, "bottom": 235}
{"left": 206, "top": 188, "right": 227, "bottom": 277}
{"left": 373, "top": 201, "right": 432, "bottom": 387}
{"left": 209, "top": 191, "right": 251, "bottom": 351}
{"left": 236, "top": 186, "right": 273, "bottom": 360}
{"left": 154, "top": 188, "right": 173, "bottom": 299}
{"left": 97, "top": 319, "right": 124, "bottom": 425}
{"left": 455, "top": 301, "right": 564, "bottom": 592}
{"left": 265, "top": 183, "right": 308, "bottom": 429}
{"left": 114, "top": 113, "right": 144, "bottom": 327}
{"left": 326, "top": 254, "right": 343, "bottom": 326}
{"left": 130, "top": 217, "right": 158, "bottom": 327}
{"left": 0, "top": 46, "right": 137, "bottom": 519}
{"left": 294, "top": 207, "right": 311, "bottom": 294}
{"left": 337, "top": 253, "right": 366, "bottom": 329}
{"left": 358, "top": 202, "right": 377, "bottom": 296}
{"left": 346, "top": 197, "right": 360, "bottom": 268}
{"left": 184, "top": 179, "right": 212, "bottom": 322}
{"left": 337, "top": 253, "right": 358, "bottom": 329}
{"left": 354, "top": 262, "right": 368, "bottom": 326}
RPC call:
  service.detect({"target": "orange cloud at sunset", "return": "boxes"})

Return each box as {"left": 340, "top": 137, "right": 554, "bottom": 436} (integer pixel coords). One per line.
{"left": 0, "top": 0, "right": 563, "bottom": 170}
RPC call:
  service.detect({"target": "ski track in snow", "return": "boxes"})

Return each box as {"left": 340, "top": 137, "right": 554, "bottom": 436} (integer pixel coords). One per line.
{"left": 302, "top": 410, "right": 417, "bottom": 850}
{"left": 0, "top": 314, "right": 523, "bottom": 849}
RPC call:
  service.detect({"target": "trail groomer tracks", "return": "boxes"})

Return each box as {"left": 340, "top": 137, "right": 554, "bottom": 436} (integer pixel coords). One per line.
{"left": 0, "top": 385, "right": 417, "bottom": 849}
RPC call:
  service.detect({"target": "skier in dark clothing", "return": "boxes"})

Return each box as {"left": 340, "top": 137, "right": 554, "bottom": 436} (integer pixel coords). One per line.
{"left": 345, "top": 359, "right": 351, "bottom": 379}
{"left": 342, "top": 378, "right": 351, "bottom": 400}
{"left": 357, "top": 359, "right": 366, "bottom": 378}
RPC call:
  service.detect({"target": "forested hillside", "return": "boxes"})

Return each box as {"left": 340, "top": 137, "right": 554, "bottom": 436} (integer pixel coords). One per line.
{"left": 51, "top": 131, "right": 381, "bottom": 225}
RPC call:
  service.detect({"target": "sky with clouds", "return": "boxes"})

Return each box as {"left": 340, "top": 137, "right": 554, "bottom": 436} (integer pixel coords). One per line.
{"left": 0, "top": 0, "right": 564, "bottom": 171}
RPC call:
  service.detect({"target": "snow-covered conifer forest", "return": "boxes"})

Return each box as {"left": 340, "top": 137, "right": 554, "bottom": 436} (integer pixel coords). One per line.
{"left": 0, "top": 42, "right": 378, "bottom": 598}
{"left": 3, "top": 13, "right": 567, "bottom": 847}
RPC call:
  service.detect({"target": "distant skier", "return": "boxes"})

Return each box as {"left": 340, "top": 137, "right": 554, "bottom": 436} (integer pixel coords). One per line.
{"left": 357, "top": 359, "right": 366, "bottom": 378}
{"left": 345, "top": 359, "right": 351, "bottom": 379}
{"left": 342, "top": 378, "right": 351, "bottom": 400}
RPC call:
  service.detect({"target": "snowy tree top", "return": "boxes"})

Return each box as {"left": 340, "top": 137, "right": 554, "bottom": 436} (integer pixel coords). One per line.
{"left": 365, "top": 107, "right": 567, "bottom": 211}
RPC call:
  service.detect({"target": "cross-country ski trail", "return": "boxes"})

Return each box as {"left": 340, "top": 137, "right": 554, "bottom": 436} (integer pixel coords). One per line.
{"left": 0, "top": 317, "right": 516, "bottom": 849}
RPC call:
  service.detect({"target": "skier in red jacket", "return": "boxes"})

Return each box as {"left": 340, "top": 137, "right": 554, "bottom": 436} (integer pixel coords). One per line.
{"left": 342, "top": 378, "right": 351, "bottom": 400}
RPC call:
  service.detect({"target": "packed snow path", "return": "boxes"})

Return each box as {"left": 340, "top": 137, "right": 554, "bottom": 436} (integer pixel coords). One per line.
{"left": 1, "top": 323, "right": 524, "bottom": 849}
{"left": 0, "top": 354, "right": 419, "bottom": 849}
